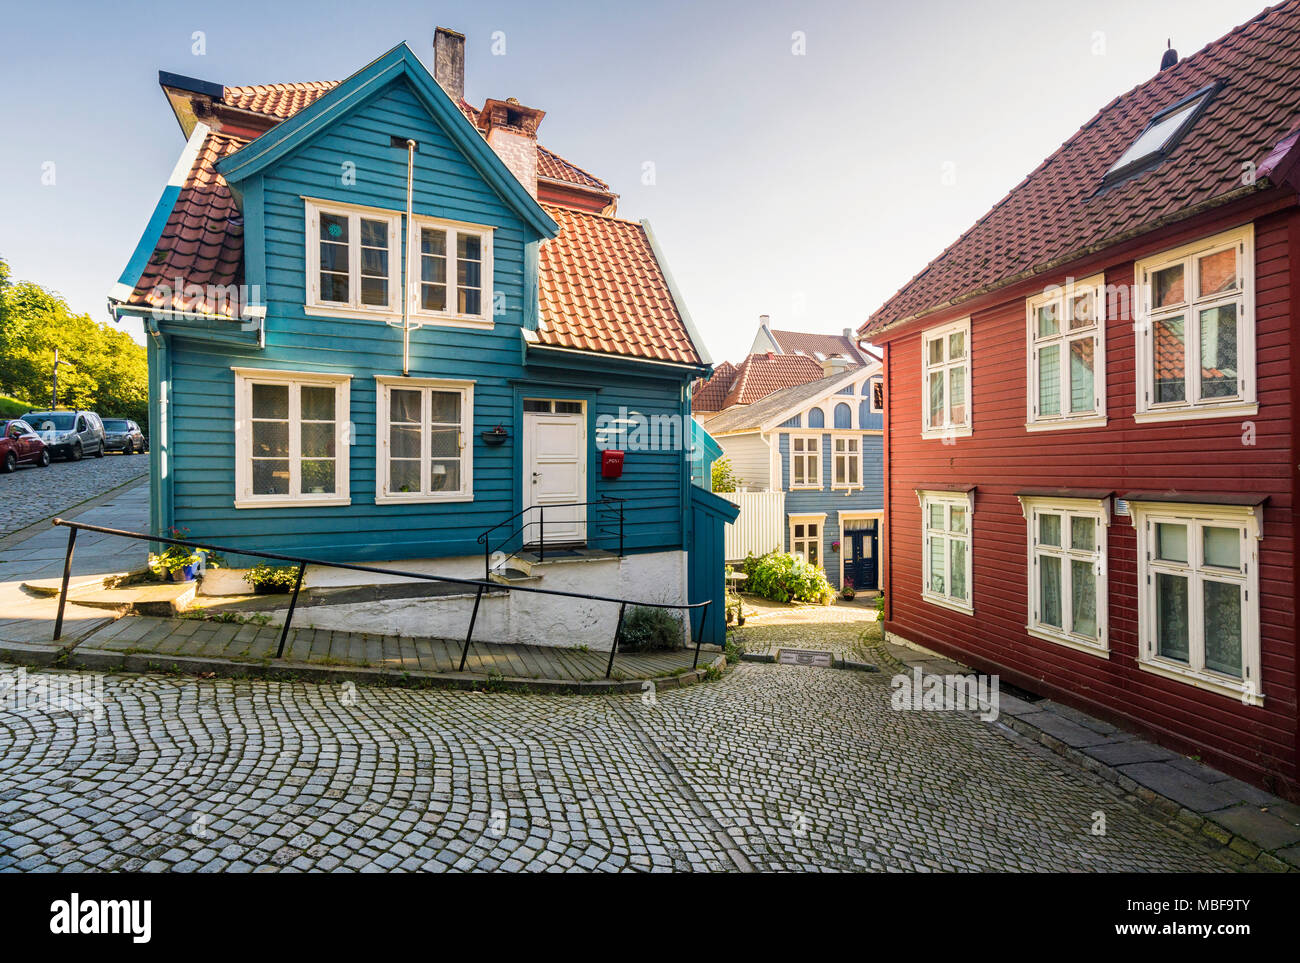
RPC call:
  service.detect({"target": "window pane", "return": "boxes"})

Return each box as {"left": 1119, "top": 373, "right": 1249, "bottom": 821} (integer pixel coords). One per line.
{"left": 793, "top": 458, "right": 804, "bottom": 484}
{"left": 421, "top": 284, "right": 447, "bottom": 312}
{"left": 457, "top": 233, "right": 481, "bottom": 262}
{"left": 794, "top": 524, "right": 804, "bottom": 538}
{"left": 301, "top": 459, "right": 335, "bottom": 494}
{"left": 1039, "top": 513, "right": 1061, "bottom": 547}
{"left": 1153, "top": 264, "right": 1185, "bottom": 308}
{"left": 360, "top": 247, "right": 388, "bottom": 277}
{"left": 949, "top": 505, "right": 966, "bottom": 535}
{"left": 1036, "top": 302, "right": 1059, "bottom": 338}
{"left": 927, "top": 504, "right": 944, "bottom": 530}
{"left": 252, "top": 420, "right": 288, "bottom": 458}
{"left": 950, "top": 539, "right": 966, "bottom": 601}
{"left": 1155, "top": 523, "right": 1188, "bottom": 563}
{"left": 252, "top": 460, "right": 289, "bottom": 495}
{"left": 390, "top": 389, "right": 421, "bottom": 424}
{"left": 360, "top": 277, "right": 388, "bottom": 307}
{"left": 1198, "top": 304, "right": 1238, "bottom": 399}
{"left": 301, "top": 386, "right": 335, "bottom": 421}
{"left": 1070, "top": 516, "right": 1095, "bottom": 552}
{"left": 948, "top": 331, "right": 966, "bottom": 360}
{"left": 359, "top": 219, "right": 387, "bottom": 248}
{"left": 390, "top": 425, "right": 420, "bottom": 458}
{"left": 421, "top": 255, "right": 447, "bottom": 283}
{"left": 421, "top": 229, "right": 447, "bottom": 257}
{"left": 1040, "top": 555, "right": 1062, "bottom": 627}
{"left": 1198, "top": 249, "right": 1237, "bottom": 297}
{"left": 319, "top": 241, "right": 348, "bottom": 273}
{"left": 252, "top": 383, "right": 289, "bottom": 419}
{"left": 808, "top": 523, "right": 818, "bottom": 536}
{"left": 429, "top": 427, "right": 459, "bottom": 457}
{"left": 320, "top": 212, "right": 348, "bottom": 242}
{"left": 1069, "top": 337, "right": 1095, "bottom": 413}
{"left": 429, "top": 391, "right": 460, "bottom": 424}
{"left": 1156, "top": 573, "right": 1190, "bottom": 663}
{"left": 320, "top": 272, "right": 348, "bottom": 303}
{"left": 301, "top": 422, "right": 335, "bottom": 459}
{"left": 1203, "top": 527, "right": 1241, "bottom": 570}
{"left": 928, "top": 371, "right": 944, "bottom": 425}
{"left": 1069, "top": 292, "right": 1094, "bottom": 329}
{"left": 793, "top": 438, "right": 804, "bottom": 452}
{"left": 948, "top": 366, "right": 966, "bottom": 424}
{"left": 1153, "top": 316, "right": 1186, "bottom": 403}
{"left": 459, "top": 287, "right": 481, "bottom": 316}
{"left": 1038, "top": 345, "right": 1061, "bottom": 416}
{"left": 928, "top": 338, "right": 944, "bottom": 365}
{"left": 928, "top": 535, "right": 945, "bottom": 595}
{"left": 849, "top": 458, "right": 858, "bottom": 485}
{"left": 430, "top": 460, "right": 460, "bottom": 492}
{"left": 390, "top": 460, "right": 420, "bottom": 493}
{"left": 1203, "top": 581, "right": 1243, "bottom": 677}
{"left": 1071, "top": 560, "right": 1097, "bottom": 638}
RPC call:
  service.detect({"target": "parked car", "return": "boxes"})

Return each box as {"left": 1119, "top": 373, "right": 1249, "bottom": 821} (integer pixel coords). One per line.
{"left": 102, "top": 418, "right": 147, "bottom": 455}
{"left": 21, "top": 409, "right": 106, "bottom": 461}
{"left": 0, "top": 419, "right": 51, "bottom": 472}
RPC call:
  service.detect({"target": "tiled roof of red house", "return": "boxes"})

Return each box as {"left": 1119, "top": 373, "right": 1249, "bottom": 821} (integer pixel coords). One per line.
{"left": 768, "top": 328, "right": 866, "bottom": 362}
{"left": 719, "top": 354, "right": 827, "bottom": 408}
{"left": 691, "top": 361, "right": 737, "bottom": 412}
{"left": 862, "top": 0, "right": 1300, "bottom": 337}
{"left": 123, "top": 131, "right": 247, "bottom": 318}
{"left": 536, "top": 204, "right": 700, "bottom": 365}
{"left": 218, "top": 81, "right": 609, "bottom": 193}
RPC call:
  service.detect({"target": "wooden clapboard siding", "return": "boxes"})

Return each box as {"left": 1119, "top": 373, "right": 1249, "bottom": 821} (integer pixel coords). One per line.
{"left": 165, "top": 74, "right": 693, "bottom": 563}
{"left": 877, "top": 196, "right": 1299, "bottom": 798}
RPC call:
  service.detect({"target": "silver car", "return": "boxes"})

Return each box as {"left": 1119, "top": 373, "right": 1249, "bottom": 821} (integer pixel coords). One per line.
{"left": 21, "top": 410, "right": 106, "bottom": 461}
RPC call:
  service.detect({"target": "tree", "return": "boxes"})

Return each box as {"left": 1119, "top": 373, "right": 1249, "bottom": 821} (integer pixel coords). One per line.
{"left": 0, "top": 259, "right": 148, "bottom": 428}
{"left": 711, "top": 456, "right": 744, "bottom": 493}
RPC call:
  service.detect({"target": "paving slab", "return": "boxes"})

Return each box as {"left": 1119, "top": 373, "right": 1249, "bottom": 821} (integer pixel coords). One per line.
{"left": 1117, "top": 762, "right": 1245, "bottom": 813}
{"left": 1206, "top": 805, "right": 1300, "bottom": 851}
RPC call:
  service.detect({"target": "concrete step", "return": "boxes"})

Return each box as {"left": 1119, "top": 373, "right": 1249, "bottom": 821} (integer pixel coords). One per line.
{"left": 41, "top": 580, "right": 197, "bottom": 617}
{"left": 22, "top": 569, "right": 144, "bottom": 599}
{"left": 512, "top": 547, "right": 619, "bottom": 576}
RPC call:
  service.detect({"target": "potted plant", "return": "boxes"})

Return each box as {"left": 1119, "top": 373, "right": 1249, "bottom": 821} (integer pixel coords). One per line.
{"left": 480, "top": 423, "right": 509, "bottom": 446}
{"left": 840, "top": 574, "right": 856, "bottom": 601}
{"left": 244, "top": 563, "right": 301, "bottom": 594}
{"left": 147, "top": 527, "right": 202, "bottom": 582}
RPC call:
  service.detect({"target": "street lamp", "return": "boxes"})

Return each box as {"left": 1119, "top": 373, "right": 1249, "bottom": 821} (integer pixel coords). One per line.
{"left": 52, "top": 348, "right": 74, "bottom": 409}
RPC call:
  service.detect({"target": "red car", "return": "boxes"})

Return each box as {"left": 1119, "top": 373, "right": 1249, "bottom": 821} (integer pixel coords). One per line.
{"left": 1, "top": 419, "right": 51, "bottom": 472}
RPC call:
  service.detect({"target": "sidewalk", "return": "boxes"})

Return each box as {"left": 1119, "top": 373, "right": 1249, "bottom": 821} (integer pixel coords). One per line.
{"left": 868, "top": 635, "right": 1300, "bottom": 872}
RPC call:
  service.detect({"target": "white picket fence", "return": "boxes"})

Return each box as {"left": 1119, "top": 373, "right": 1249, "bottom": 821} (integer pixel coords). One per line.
{"left": 718, "top": 491, "right": 785, "bottom": 562}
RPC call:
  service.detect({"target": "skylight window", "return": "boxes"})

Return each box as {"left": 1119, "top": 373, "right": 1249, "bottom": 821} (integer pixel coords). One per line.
{"left": 1102, "top": 83, "right": 1219, "bottom": 186}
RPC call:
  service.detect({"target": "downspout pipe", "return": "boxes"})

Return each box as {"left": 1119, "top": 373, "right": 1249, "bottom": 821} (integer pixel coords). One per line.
{"left": 403, "top": 139, "right": 416, "bottom": 376}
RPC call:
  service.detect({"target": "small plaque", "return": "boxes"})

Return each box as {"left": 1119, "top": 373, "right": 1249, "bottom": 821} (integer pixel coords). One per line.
{"left": 777, "top": 648, "right": 834, "bottom": 668}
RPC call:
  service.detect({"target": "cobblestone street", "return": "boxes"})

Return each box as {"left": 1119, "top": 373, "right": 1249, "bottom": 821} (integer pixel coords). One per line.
{"left": 0, "top": 655, "right": 1235, "bottom": 872}
{"left": 0, "top": 455, "right": 147, "bottom": 540}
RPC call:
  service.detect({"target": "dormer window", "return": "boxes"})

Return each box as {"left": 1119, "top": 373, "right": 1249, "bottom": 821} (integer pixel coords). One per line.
{"left": 1102, "top": 83, "right": 1218, "bottom": 187}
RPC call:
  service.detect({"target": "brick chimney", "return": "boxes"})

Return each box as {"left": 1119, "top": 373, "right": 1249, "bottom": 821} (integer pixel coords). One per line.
{"left": 433, "top": 27, "right": 465, "bottom": 103}
{"left": 481, "top": 97, "right": 544, "bottom": 197}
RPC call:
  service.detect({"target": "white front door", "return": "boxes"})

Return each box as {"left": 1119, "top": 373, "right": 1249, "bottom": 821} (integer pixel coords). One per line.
{"left": 522, "top": 403, "right": 586, "bottom": 545}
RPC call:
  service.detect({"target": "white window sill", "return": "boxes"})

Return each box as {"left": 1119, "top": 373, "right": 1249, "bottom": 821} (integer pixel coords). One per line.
{"left": 920, "top": 426, "right": 972, "bottom": 441}
{"left": 305, "top": 303, "right": 401, "bottom": 322}
{"left": 375, "top": 493, "right": 474, "bottom": 505}
{"left": 235, "top": 496, "right": 351, "bottom": 510}
{"left": 1138, "top": 657, "right": 1263, "bottom": 706}
{"left": 1025, "top": 415, "right": 1108, "bottom": 432}
{"left": 831, "top": 485, "right": 863, "bottom": 492}
{"left": 1027, "top": 625, "right": 1109, "bottom": 658}
{"left": 411, "top": 314, "right": 495, "bottom": 330}
{"left": 1133, "top": 401, "right": 1258, "bottom": 424}
{"left": 921, "top": 592, "right": 973, "bottom": 616}
{"left": 789, "top": 484, "right": 822, "bottom": 491}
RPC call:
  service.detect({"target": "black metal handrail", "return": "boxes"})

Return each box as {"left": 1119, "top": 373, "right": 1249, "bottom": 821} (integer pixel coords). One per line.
{"left": 477, "top": 498, "right": 624, "bottom": 580}
{"left": 49, "top": 517, "right": 707, "bottom": 679}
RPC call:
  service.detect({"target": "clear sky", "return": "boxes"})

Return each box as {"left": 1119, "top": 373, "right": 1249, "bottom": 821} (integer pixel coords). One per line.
{"left": 0, "top": 0, "right": 1270, "bottom": 362}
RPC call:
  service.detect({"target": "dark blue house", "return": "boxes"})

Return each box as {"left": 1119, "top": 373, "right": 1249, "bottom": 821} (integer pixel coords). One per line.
{"left": 109, "top": 31, "right": 729, "bottom": 645}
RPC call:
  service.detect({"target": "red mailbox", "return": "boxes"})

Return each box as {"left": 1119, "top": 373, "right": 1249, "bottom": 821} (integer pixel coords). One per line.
{"left": 601, "top": 449, "right": 625, "bottom": 479}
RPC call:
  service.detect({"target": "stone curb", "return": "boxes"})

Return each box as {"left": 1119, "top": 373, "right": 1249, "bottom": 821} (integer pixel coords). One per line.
{"left": 866, "top": 637, "right": 1297, "bottom": 873}
{"left": 5, "top": 645, "right": 735, "bottom": 696}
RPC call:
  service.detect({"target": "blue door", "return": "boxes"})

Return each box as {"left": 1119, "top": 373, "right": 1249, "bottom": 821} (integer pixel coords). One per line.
{"left": 846, "top": 522, "right": 879, "bottom": 591}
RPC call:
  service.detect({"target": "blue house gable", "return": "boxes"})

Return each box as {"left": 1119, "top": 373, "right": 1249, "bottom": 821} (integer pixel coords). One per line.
{"left": 109, "top": 30, "right": 719, "bottom": 648}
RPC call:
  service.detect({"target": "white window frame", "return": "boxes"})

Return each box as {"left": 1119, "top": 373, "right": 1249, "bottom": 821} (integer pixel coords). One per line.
{"left": 408, "top": 214, "right": 496, "bottom": 329}
{"left": 1018, "top": 496, "right": 1109, "bottom": 656}
{"left": 375, "top": 376, "right": 475, "bottom": 504}
{"left": 1133, "top": 225, "right": 1256, "bottom": 422}
{"left": 789, "top": 513, "right": 826, "bottom": 566}
{"left": 789, "top": 435, "right": 821, "bottom": 489}
{"left": 1131, "top": 500, "right": 1262, "bottom": 705}
{"left": 304, "top": 197, "right": 402, "bottom": 319}
{"left": 920, "top": 317, "right": 972, "bottom": 439}
{"left": 232, "top": 367, "right": 351, "bottom": 509}
{"left": 918, "top": 489, "right": 973, "bottom": 614}
{"left": 1025, "top": 274, "right": 1107, "bottom": 431}
{"left": 831, "top": 434, "right": 861, "bottom": 490}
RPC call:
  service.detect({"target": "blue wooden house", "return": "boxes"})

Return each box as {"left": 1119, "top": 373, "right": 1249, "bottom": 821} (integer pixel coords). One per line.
{"left": 108, "top": 30, "right": 734, "bottom": 645}
{"left": 701, "top": 359, "right": 885, "bottom": 591}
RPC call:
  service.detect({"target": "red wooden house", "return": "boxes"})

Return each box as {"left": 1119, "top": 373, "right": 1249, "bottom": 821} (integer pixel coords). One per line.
{"left": 860, "top": 2, "right": 1300, "bottom": 798}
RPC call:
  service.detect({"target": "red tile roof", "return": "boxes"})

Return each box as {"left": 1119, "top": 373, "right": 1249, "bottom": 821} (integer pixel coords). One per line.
{"left": 538, "top": 145, "right": 609, "bottom": 191}
{"left": 862, "top": 0, "right": 1300, "bottom": 337}
{"left": 536, "top": 204, "right": 700, "bottom": 365}
{"left": 124, "top": 131, "right": 247, "bottom": 318}
{"left": 718, "top": 354, "right": 827, "bottom": 408}
{"left": 691, "top": 361, "right": 737, "bottom": 412}
{"left": 768, "top": 328, "right": 865, "bottom": 362}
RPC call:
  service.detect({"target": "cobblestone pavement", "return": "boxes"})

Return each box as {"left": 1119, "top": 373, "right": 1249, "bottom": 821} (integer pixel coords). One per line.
{"left": 0, "top": 659, "right": 1236, "bottom": 872}
{"left": 0, "top": 455, "right": 147, "bottom": 539}
{"left": 732, "top": 608, "right": 882, "bottom": 662}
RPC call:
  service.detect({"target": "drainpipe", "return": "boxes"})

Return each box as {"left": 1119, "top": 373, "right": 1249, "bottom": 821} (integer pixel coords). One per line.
{"left": 403, "top": 138, "right": 416, "bottom": 376}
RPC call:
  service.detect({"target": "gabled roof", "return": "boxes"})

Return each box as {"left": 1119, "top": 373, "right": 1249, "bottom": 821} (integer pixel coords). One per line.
{"left": 704, "top": 364, "right": 880, "bottom": 436}
{"left": 862, "top": 0, "right": 1300, "bottom": 337}
{"left": 767, "top": 328, "right": 866, "bottom": 363}
{"left": 536, "top": 205, "right": 701, "bottom": 365}
{"left": 691, "top": 361, "right": 737, "bottom": 412}
{"left": 718, "top": 354, "right": 832, "bottom": 409}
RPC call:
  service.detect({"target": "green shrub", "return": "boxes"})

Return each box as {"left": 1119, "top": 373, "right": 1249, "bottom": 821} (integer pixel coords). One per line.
{"left": 875, "top": 591, "right": 885, "bottom": 617}
{"left": 244, "top": 563, "right": 301, "bottom": 593}
{"left": 744, "top": 551, "right": 834, "bottom": 605}
{"left": 618, "top": 606, "right": 684, "bottom": 652}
